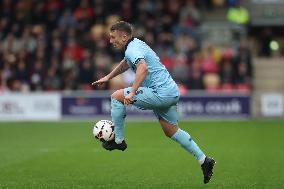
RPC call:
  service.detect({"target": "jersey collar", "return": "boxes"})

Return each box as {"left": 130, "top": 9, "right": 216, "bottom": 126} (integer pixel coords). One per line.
{"left": 124, "top": 37, "right": 134, "bottom": 52}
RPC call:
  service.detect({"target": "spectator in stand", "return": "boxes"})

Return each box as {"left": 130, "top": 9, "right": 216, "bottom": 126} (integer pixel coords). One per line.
{"left": 44, "top": 66, "right": 61, "bottom": 91}
{"left": 78, "top": 50, "right": 94, "bottom": 90}
{"left": 200, "top": 44, "right": 221, "bottom": 91}
{"left": 92, "top": 51, "right": 112, "bottom": 90}
{"left": 226, "top": 0, "right": 249, "bottom": 41}
{"left": 58, "top": 9, "right": 79, "bottom": 31}
{"left": 233, "top": 38, "right": 253, "bottom": 91}
{"left": 15, "top": 51, "right": 29, "bottom": 84}
{"left": 0, "top": 72, "right": 7, "bottom": 93}
{"left": 49, "top": 34, "right": 63, "bottom": 59}
{"left": 44, "top": 0, "right": 62, "bottom": 31}
{"left": 186, "top": 52, "right": 204, "bottom": 90}
{"left": 2, "top": 33, "right": 22, "bottom": 53}
{"left": 219, "top": 49, "right": 234, "bottom": 91}
{"left": 30, "top": 59, "right": 44, "bottom": 91}
{"left": 200, "top": 44, "right": 221, "bottom": 74}
{"left": 63, "top": 38, "right": 84, "bottom": 63}
{"left": 73, "top": 0, "right": 94, "bottom": 35}
{"left": 174, "top": 32, "right": 198, "bottom": 71}
{"left": 19, "top": 26, "right": 37, "bottom": 53}
{"left": 171, "top": 53, "right": 190, "bottom": 87}
{"left": 226, "top": 0, "right": 249, "bottom": 26}
{"left": 180, "top": 0, "right": 202, "bottom": 27}
{"left": 258, "top": 28, "right": 273, "bottom": 57}
{"left": 62, "top": 69, "right": 78, "bottom": 91}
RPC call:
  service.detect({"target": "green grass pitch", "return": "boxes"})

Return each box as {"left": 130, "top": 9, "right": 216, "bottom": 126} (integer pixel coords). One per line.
{"left": 0, "top": 120, "right": 283, "bottom": 189}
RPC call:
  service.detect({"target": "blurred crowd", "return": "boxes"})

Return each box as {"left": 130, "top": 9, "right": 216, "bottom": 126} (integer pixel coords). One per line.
{"left": 0, "top": 0, "right": 252, "bottom": 93}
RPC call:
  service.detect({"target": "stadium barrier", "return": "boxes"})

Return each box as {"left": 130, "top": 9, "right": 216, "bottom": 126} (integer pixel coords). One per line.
{"left": 0, "top": 91, "right": 252, "bottom": 121}
{"left": 1, "top": 91, "right": 283, "bottom": 121}
{"left": 61, "top": 91, "right": 251, "bottom": 120}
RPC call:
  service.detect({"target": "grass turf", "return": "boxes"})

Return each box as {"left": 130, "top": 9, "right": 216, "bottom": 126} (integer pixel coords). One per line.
{"left": 0, "top": 120, "right": 283, "bottom": 189}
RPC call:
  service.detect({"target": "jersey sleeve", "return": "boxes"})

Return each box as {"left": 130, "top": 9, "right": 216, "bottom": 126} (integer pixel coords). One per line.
{"left": 125, "top": 46, "right": 145, "bottom": 67}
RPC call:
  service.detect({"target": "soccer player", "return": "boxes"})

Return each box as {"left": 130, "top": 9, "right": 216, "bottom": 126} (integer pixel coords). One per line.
{"left": 92, "top": 21, "right": 215, "bottom": 184}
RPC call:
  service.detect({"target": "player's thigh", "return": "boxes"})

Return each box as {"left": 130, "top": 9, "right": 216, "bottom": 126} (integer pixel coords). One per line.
{"left": 153, "top": 104, "right": 179, "bottom": 126}
{"left": 123, "top": 87, "right": 162, "bottom": 110}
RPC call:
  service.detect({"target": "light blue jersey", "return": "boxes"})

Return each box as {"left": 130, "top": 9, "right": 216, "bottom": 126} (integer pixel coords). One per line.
{"left": 124, "top": 38, "right": 179, "bottom": 97}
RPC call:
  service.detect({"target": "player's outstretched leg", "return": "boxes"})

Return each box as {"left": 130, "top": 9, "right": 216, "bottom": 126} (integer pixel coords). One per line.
{"left": 171, "top": 128, "right": 206, "bottom": 162}
{"left": 159, "top": 119, "right": 215, "bottom": 184}
{"left": 159, "top": 119, "right": 206, "bottom": 162}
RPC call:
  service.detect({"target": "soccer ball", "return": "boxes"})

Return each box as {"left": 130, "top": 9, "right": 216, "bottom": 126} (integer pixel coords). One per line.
{"left": 93, "top": 120, "right": 114, "bottom": 142}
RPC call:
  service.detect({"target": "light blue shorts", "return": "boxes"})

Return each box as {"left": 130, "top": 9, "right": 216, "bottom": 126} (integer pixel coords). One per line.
{"left": 123, "top": 87, "right": 179, "bottom": 125}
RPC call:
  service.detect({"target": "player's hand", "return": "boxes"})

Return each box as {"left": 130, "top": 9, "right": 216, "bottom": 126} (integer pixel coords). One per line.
{"left": 124, "top": 91, "right": 135, "bottom": 106}
{"left": 91, "top": 76, "right": 110, "bottom": 86}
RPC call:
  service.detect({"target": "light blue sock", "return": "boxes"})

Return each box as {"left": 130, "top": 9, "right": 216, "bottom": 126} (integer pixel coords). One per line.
{"left": 171, "top": 128, "right": 206, "bottom": 164}
{"left": 111, "top": 98, "right": 126, "bottom": 144}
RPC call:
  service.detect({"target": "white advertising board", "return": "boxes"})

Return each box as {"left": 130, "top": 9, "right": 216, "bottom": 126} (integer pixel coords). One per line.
{"left": 0, "top": 93, "right": 61, "bottom": 121}
{"left": 261, "top": 93, "right": 284, "bottom": 117}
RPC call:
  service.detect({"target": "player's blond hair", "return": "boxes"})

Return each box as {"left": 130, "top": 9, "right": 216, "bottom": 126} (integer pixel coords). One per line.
{"left": 110, "top": 21, "right": 133, "bottom": 36}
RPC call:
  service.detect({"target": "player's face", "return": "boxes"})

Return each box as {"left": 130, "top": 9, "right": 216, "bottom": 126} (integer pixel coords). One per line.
{"left": 109, "top": 30, "right": 128, "bottom": 50}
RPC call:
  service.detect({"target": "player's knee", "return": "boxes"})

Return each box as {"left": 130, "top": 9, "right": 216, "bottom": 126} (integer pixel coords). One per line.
{"left": 158, "top": 115, "right": 179, "bottom": 138}
{"left": 111, "top": 90, "right": 119, "bottom": 99}
{"left": 163, "top": 130, "right": 173, "bottom": 138}
{"left": 111, "top": 90, "right": 124, "bottom": 103}
{"left": 160, "top": 122, "right": 178, "bottom": 138}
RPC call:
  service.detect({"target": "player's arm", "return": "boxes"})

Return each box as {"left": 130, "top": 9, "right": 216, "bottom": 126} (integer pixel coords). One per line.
{"left": 131, "top": 59, "right": 148, "bottom": 93}
{"left": 124, "top": 59, "right": 148, "bottom": 105}
{"left": 92, "top": 59, "right": 129, "bottom": 86}
{"left": 107, "top": 59, "right": 129, "bottom": 80}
